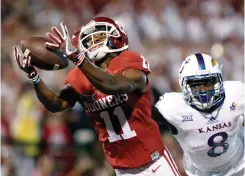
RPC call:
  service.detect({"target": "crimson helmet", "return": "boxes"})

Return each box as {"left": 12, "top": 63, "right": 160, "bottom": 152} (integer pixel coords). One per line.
{"left": 78, "top": 17, "right": 129, "bottom": 61}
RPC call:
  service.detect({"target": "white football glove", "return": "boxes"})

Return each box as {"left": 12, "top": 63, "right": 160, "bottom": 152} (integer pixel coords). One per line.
{"left": 45, "top": 22, "right": 78, "bottom": 56}
{"left": 45, "top": 22, "right": 86, "bottom": 67}
{"left": 13, "top": 47, "right": 40, "bottom": 84}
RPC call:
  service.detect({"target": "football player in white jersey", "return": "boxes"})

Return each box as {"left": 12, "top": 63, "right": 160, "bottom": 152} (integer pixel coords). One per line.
{"left": 155, "top": 53, "right": 244, "bottom": 176}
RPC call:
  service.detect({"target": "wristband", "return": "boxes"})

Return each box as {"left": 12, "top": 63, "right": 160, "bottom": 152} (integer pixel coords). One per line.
{"left": 32, "top": 76, "right": 41, "bottom": 84}
{"left": 73, "top": 52, "right": 86, "bottom": 67}
{"left": 29, "top": 74, "right": 40, "bottom": 84}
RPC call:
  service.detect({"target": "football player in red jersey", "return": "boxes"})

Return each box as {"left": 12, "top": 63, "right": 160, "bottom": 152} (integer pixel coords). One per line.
{"left": 13, "top": 17, "right": 180, "bottom": 176}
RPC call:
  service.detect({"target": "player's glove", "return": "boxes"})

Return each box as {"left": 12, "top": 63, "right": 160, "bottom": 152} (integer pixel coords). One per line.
{"left": 45, "top": 22, "right": 86, "bottom": 67}
{"left": 13, "top": 47, "right": 40, "bottom": 84}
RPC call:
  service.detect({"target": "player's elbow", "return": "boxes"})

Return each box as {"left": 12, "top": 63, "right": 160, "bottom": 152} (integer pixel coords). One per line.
{"left": 43, "top": 100, "right": 63, "bottom": 113}
{"left": 44, "top": 105, "right": 60, "bottom": 113}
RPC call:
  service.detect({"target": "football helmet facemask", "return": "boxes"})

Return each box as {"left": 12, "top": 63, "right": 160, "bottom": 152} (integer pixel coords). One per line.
{"left": 179, "top": 53, "right": 225, "bottom": 112}
{"left": 78, "top": 17, "right": 129, "bottom": 61}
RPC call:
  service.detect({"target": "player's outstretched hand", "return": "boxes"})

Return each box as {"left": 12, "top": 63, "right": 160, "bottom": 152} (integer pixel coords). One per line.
{"left": 45, "top": 22, "right": 88, "bottom": 67}
{"left": 45, "top": 22, "right": 79, "bottom": 57}
{"left": 45, "top": 22, "right": 93, "bottom": 68}
{"left": 13, "top": 47, "right": 40, "bottom": 84}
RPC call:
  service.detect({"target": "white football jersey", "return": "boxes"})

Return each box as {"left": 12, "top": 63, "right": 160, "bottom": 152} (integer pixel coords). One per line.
{"left": 156, "top": 81, "right": 244, "bottom": 176}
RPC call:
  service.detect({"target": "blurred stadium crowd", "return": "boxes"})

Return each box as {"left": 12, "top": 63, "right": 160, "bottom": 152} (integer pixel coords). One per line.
{"left": 1, "top": 0, "right": 244, "bottom": 175}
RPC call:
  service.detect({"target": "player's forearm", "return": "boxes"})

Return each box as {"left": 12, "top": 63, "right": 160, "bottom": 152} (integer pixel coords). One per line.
{"left": 79, "top": 59, "right": 135, "bottom": 94}
{"left": 33, "top": 79, "right": 63, "bottom": 112}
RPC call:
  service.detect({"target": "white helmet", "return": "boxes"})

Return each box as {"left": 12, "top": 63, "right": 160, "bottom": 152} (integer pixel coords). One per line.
{"left": 179, "top": 53, "right": 225, "bottom": 112}
{"left": 78, "top": 17, "right": 129, "bottom": 61}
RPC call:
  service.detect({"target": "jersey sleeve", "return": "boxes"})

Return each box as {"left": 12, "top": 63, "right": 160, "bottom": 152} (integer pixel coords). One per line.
{"left": 152, "top": 105, "right": 178, "bottom": 135}
{"left": 232, "top": 81, "right": 245, "bottom": 110}
{"left": 236, "top": 81, "right": 245, "bottom": 100}
{"left": 155, "top": 93, "right": 181, "bottom": 127}
{"left": 224, "top": 81, "right": 245, "bottom": 106}
{"left": 65, "top": 68, "right": 85, "bottom": 95}
{"left": 118, "top": 51, "right": 151, "bottom": 74}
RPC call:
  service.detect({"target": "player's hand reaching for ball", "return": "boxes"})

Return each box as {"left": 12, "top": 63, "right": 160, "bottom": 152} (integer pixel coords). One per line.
{"left": 13, "top": 47, "right": 40, "bottom": 84}
{"left": 45, "top": 22, "right": 77, "bottom": 55}
{"left": 45, "top": 22, "right": 88, "bottom": 67}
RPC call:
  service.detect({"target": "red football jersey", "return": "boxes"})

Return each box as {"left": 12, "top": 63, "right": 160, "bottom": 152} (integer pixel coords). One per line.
{"left": 65, "top": 51, "right": 164, "bottom": 169}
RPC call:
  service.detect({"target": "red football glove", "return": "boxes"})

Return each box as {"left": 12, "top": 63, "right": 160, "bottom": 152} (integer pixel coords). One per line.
{"left": 13, "top": 47, "right": 40, "bottom": 84}
{"left": 45, "top": 22, "right": 86, "bottom": 67}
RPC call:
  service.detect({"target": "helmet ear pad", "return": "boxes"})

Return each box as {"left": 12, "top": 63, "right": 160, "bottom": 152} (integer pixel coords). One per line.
{"left": 109, "top": 36, "right": 124, "bottom": 48}
{"left": 108, "top": 39, "right": 117, "bottom": 49}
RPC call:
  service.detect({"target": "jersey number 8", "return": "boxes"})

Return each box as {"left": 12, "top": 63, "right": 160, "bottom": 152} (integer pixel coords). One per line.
{"left": 207, "top": 132, "right": 229, "bottom": 157}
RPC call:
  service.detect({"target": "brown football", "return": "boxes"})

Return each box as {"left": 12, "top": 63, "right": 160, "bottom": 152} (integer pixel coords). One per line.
{"left": 20, "top": 37, "right": 69, "bottom": 70}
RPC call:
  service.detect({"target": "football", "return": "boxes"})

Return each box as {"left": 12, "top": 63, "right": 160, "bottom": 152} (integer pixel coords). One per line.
{"left": 20, "top": 37, "right": 69, "bottom": 70}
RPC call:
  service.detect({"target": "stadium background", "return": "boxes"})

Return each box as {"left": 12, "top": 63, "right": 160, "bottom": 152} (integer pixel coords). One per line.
{"left": 1, "top": 0, "right": 244, "bottom": 175}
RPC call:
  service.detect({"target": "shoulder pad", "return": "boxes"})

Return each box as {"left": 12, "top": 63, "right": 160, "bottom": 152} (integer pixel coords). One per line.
{"left": 155, "top": 92, "right": 188, "bottom": 125}
{"left": 224, "top": 81, "right": 244, "bottom": 110}
{"left": 224, "top": 81, "right": 244, "bottom": 101}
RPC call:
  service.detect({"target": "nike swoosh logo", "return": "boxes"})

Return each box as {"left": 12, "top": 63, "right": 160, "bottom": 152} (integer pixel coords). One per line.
{"left": 30, "top": 72, "right": 36, "bottom": 77}
{"left": 152, "top": 165, "right": 161, "bottom": 173}
{"left": 94, "top": 52, "right": 99, "bottom": 58}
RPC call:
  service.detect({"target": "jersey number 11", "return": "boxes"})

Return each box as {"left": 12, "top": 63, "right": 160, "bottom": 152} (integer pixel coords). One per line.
{"left": 100, "top": 106, "right": 137, "bottom": 142}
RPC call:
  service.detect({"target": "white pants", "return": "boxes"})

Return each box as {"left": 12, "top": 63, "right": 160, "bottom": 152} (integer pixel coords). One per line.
{"left": 115, "top": 149, "right": 181, "bottom": 176}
